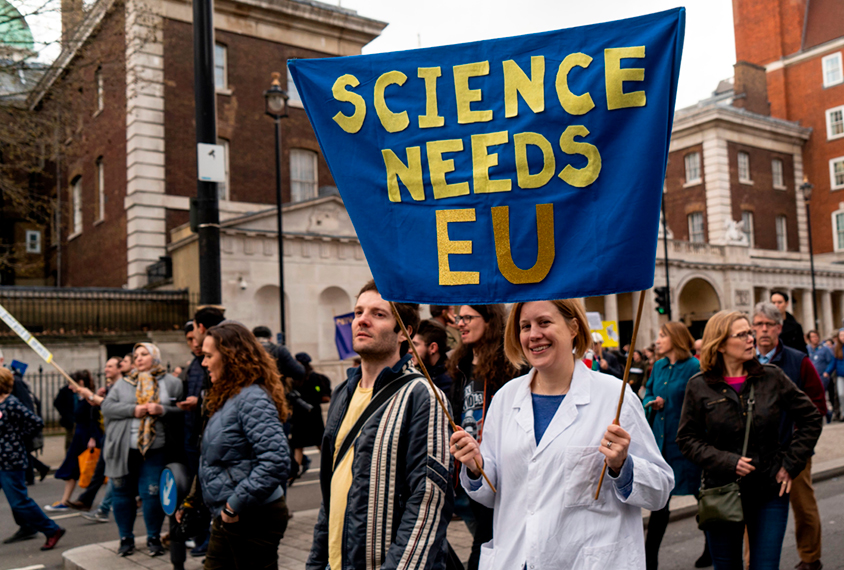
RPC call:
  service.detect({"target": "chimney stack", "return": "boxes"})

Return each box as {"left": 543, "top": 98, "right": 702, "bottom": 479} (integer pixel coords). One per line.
{"left": 732, "top": 61, "right": 771, "bottom": 116}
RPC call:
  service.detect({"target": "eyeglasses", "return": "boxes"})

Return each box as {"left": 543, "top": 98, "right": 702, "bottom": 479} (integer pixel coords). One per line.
{"left": 454, "top": 315, "right": 478, "bottom": 325}
{"left": 729, "top": 330, "right": 755, "bottom": 340}
{"left": 752, "top": 321, "right": 778, "bottom": 329}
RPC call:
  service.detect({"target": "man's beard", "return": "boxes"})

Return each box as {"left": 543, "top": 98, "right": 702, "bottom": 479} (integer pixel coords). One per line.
{"left": 353, "top": 332, "right": 399, "bottom": 360}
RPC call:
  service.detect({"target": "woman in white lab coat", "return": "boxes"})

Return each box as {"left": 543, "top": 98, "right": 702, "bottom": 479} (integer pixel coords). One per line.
{"left": 450, "top": 299, "right": 674, "bottom": 570}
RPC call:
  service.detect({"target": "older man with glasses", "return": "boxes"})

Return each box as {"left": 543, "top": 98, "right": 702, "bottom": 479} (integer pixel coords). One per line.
{"left": 752, "top": 302, "right": 827, "bottom": 570}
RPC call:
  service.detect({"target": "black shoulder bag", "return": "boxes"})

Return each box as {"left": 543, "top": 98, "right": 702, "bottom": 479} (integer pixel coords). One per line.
{"left": 697, "top": 384, "right": 754, "bottom": 530}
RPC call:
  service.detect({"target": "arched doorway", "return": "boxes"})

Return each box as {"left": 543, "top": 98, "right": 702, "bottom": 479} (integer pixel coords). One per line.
{"left": 678, "top": 278, "right": 721, "bottom": 339}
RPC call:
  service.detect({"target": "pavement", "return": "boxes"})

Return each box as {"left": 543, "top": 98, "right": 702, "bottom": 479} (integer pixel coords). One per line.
{"left": 55, "top": 422, "right": 844, "bottom": 570}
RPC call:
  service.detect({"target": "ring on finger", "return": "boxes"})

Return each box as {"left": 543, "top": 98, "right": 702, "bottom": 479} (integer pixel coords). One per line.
{"left": 605, "top": 440, "right": 612, "bottom": 449}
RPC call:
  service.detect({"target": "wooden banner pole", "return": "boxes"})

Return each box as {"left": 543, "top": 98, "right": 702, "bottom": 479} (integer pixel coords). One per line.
{"left": 389, "top": 302, "right": 497, "bottom": 493}
{"left": 594, "top": 289, "right": 647, "bottom": 500}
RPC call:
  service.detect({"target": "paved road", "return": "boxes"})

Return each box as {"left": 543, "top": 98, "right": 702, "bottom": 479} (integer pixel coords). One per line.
{"left": 0, "top": 449, "right": 322, "bottom": 570}
{"left": 3, "top": 462, "right": 843, "bottom": 570}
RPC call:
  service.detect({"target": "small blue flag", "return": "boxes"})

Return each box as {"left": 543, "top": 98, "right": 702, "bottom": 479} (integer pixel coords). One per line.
{"left": 291, "top": 9, "right": 685, "bottom": 304}
{"left": 334, "top": 313, "right": 357, "bottom": 360}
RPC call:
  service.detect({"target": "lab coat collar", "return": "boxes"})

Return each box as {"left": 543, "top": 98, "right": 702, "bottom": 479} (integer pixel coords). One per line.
{"left": 512, "top": 361, "right": 593, "bottom": 457}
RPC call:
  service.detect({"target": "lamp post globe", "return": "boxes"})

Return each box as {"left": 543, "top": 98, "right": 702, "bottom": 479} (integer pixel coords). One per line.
{"left": 264, "top": 72, "right": 289, "bottom": 118}
{"left": 801, "top": 177, "right": 818, "bottom": 331}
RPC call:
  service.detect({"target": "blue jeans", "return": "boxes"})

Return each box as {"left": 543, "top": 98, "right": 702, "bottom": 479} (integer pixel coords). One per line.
{"left": 706, "top": 493, "right": 790, "bottom": 570}
{"left": 97, "top": 480, "right": 114, "bottom": 514}
{"left": 112, "top": 448, "right": 166, "bottom": 541}
{"left": 0, "top": 470, "right": 60, "bottom": 537}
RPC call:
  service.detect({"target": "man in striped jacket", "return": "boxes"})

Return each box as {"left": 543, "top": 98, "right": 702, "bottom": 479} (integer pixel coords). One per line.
{"left": 307, "top": 280, "right": 454, "bottom": 570}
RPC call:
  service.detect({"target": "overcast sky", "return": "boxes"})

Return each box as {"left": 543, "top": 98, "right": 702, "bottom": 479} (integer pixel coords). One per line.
{"left": 340, "top": 0, "right": 737, "bottom": 109}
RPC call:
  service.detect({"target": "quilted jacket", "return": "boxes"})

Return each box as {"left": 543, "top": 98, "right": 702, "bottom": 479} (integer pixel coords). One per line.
{"left": 0, "top": 395, "right": 43, "bottom": 471}
{"left": 199, "top": 383, "right": 289, "bottom": 517}
{"left": 307, "top": 354, "right": 454, "bottom": 570}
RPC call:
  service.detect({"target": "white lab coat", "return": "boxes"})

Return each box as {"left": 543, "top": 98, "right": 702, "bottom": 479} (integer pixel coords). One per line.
{"left": 460, "top": 361, "right": 674, "bottom": 570}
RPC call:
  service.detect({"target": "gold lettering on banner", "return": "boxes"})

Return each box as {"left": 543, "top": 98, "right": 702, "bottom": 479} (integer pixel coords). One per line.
{"left": 436, "top": 209, "right": 480, "bottom": 285}
{"left": 491, "top": 204, "right": 555, "bottom": 284}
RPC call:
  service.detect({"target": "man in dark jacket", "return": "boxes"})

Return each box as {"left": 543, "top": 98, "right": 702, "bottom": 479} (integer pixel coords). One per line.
{"left": 593, "top": 335, "right": 624, "bottom": 378}
{"left": 753, "top": 302, "right": 826, "bottom": 570}
{"left": 307, "top": 280, "right": 453, "bottom": 570}
{"left": 771, "top": 290, "right": 808, "bottom": 355}
{"left": 410, "top": 319, "right": 453, "bottom": 395}
{"left": 252, "top": 326, "right": 305, "bottom": 383}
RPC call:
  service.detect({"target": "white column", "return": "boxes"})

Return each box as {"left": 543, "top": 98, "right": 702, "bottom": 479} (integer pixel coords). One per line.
{"left": 125, "top": 0, "right": 166, "bottom": 288}
{"left": 702, "top": 134, "right": 732, "bottom": 245}
{"left": 758, "top": 287, "right": 770, "bottom": 305}
{"left": 821, "top": 290, "right": 833, "bottom": 337}
{"left": 801, "top": 289, "right": 814, "bottom": 332}
{"left": 793, "top": 151, "right": 809, "bottom": 254}
{"left": 604, "top": 294, "right": 618, "bottom": 323}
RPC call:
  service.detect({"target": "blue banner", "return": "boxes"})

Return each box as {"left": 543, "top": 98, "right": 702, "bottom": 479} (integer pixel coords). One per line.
{"left": 334, "top": 312, "right": 357, "bottom": 360}
{"left": 291, "top": 9, "right": 685, "bottom": 304}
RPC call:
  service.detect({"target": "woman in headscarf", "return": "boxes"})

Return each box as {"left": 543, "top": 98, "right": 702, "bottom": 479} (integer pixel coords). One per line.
{"left": 101, "top": 342, "right": 183, "bottom": 557}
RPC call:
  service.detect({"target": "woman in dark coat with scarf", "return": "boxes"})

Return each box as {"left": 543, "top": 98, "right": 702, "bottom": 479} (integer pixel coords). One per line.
{"left": 642, "top": 322, "right": 705, "bottom": 570}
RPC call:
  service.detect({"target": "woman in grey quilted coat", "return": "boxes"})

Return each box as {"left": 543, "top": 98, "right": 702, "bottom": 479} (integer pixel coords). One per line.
{"left": 197, "top": 321, "right": 291, "bottom": 570}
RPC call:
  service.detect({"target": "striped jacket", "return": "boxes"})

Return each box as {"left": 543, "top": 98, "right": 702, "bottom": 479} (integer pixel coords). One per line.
{"left": 307, "top": 354, "right": 454, "bottom": 570}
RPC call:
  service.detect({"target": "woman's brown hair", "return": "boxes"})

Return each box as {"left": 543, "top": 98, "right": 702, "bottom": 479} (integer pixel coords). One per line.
{"left": 0, "top": 368, "right": 14, "bottom": 395}
{"left": 203, "top": 322, "right": 289, "bottom": 421}
{"left": 503, "top": 300, "right": 592, "bottom": 366}
{"left": 660, "top": 321, "right": 695, "bottom": 362}
{"left": 448, "top": 304, "right": 516, "bottom": 395}
{"left": 699, "top": 310, "right": 750, "bottom": 374}
{"left": 834, "top": 330, "right": 844, "bottom": 360}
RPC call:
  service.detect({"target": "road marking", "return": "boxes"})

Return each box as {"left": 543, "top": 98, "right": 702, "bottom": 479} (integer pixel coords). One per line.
{"left": 290, "top": 478, "right": 320, "bottom": 487}
{"left": 49, "top": 512, "right": 81, "bottom": 520}
{"left": 7, "top": 565, "right": 46, "bottom": 570}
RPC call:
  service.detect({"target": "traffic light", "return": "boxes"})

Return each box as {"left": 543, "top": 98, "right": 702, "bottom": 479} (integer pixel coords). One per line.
{"left": 654, "top": 286, "right": 669, "bottom": 315}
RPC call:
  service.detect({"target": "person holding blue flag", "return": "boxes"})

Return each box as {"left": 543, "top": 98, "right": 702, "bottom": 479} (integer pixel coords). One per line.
{"left": 450, "top": 299, "right": 673, "bottom": 569}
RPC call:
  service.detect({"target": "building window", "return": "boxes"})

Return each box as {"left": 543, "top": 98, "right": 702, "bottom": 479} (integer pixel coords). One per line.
{"left": 771, "top": 158, "right": 785, "bottom": 189}
{"left": 822, "top": 52, "right": 843, "bottom": 88}
{"left": 25, "top": 230, "right": 41, "bottom": 254}
{"left": 741, "top": 211, "right": 754, "bottom": 247}
{"left": 687, "top": 212, "right": 704, "bottom": 243}
{"left": 216, "top": 138, "right": 230, "bottom": 200}
{"left": 834, "top": 210, "right": 844, "bottom": 252}
{"left": 737, "top": 151, "right": 751, "bottom": 183}
{"left": 832, "top": 156, "right": 844, "bottom": 191}
{"left": 214, "top": 43, "right": 227, "bottom": 90}
{"left": 287, "top": 64, "right": 301, "bottom": 106}
{"left": 827, "top": 106, "right": 844, "bottom": 140}
{"left": 684, "top": 152, "right": 701, "bottom": 184}
{"left": 775, "top": 215, "right": 787, "bottom": 251}
{"left": 71, "top": 177, "right": 82, "bottom": 236}
{"left": 96, "top": 157, "right": 105, "bottom": 222}
{"left": 95, "top": 67, "right": 104, "bottom": 112}
{"left": 290, "top": 148, "right": 318, "bottom": 202}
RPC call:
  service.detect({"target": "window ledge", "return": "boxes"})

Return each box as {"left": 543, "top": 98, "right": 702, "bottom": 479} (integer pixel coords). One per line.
{"left": 93, "top": 108, "right": 103, "bottom": 118}
{"left": 829, "top": 132, "right": 844, "bottom": 142}
{"left": 94, "top": 218, "right": 105, "bottom": 226}
{"left": 216, "top": 88, "right": 233, "bottom": 96}
{"left": 824, "top": 79, "right": 843, "bottom": 89}
{"left": 67, "top": 231, "right": 82, "bottom": 242}
{"left": 739, "top": 179, "right": 754, "bottom": 186}
{"left": 683, "top": 179, "right": 702, "bottom": 188}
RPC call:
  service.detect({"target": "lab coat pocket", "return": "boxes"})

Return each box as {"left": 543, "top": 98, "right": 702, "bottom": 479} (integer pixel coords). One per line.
{"left": 478, "top": 540, "right": 495, "bottom": 568}
{"left": 563, "top": 446, "right": 604, "bottom": 508}
{"left": 579, "top": 540, "right": 624, "bottom": 570}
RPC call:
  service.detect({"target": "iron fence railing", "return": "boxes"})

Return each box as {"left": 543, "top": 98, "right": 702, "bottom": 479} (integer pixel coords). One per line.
{"left": 0, "top": 287, "right": 192, "bottom": 336}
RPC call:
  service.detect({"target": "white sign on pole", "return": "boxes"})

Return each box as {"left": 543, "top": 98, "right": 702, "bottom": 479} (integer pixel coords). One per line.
{"left": 586, "top": 311, "right": 603, "bottom": 331}
{"left": 0, "top": 303, "right": 53, "bottom": 363}
{"left": 197, "top": 143, "right": 226, "bottom": 183}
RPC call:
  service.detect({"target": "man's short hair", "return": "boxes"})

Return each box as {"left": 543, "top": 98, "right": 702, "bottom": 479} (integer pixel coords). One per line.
{"left": 252, "top": 326, "right": 272, "bottom": 339}
{"left": 753, "top": 301, "right": 783, "bottom": 326}
{"left": 807, "top": 329, "right": 819, "bottom": 338}
{"left": 415, "top": 320, "right": 449, "bottom": 355}
{"left": 184, "top": 320, "right": 195, "bottom": 335}
{"left": 357, "top": 279, "right": 420, "bottom": 339}
{"left": 429, "top": 305, "right": 450, "bottom": 319}
{"left": 770, "top": 290, "right": 789, "bottom": 303}
{"left": 194, "top": 307, "right": 225, "bottom": 330}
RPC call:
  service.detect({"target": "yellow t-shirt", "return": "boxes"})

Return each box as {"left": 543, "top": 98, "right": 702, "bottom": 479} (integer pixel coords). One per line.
{"left": 328, "top": 384, "right": 373, "bottom": 570}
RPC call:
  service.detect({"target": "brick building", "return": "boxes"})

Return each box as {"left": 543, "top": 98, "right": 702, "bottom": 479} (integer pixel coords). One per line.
{"left": 26, "top": 0, "right": 385, "bottom": 289}
{"left": 732, "top": 0, "right": 844, "bottom": 259}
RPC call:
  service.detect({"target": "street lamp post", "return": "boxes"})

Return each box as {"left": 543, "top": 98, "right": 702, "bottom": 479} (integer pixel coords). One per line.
{"left": 801, "top": 178, "right": 819, "bottom": 331}
{"left": 264, "top": 72, "right": 289, "bottom": 346}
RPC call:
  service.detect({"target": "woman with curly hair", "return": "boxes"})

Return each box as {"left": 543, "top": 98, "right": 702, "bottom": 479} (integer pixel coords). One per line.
{"left": 196, "top": 321, "right": 290, "bottom": 570}
{"left": 448, "top": 304, "right": 517, "bottom": 570}
{"left": 102, "top": 343, "right": 183, "bottom": 557}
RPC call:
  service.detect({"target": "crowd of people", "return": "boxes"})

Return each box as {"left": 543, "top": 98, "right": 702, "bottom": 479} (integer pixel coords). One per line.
{"left": 0, "top": 285, "right": 837, "bottom": 569}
